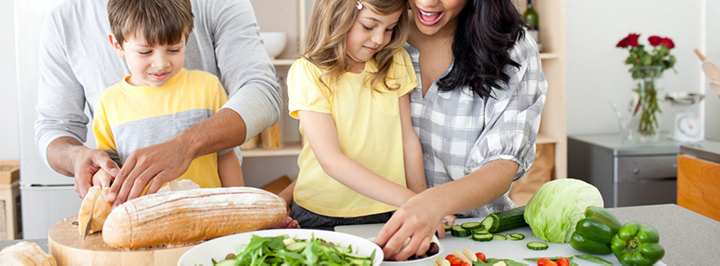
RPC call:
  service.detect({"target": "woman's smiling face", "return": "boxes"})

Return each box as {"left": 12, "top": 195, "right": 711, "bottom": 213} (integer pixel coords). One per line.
{"left": 408, "top": 0, "right": 467, "bottom": 36}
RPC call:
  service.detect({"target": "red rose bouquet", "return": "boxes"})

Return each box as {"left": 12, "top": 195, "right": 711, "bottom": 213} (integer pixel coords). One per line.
{"left": 616, "top": 33, "right": 676, "bottom": 140}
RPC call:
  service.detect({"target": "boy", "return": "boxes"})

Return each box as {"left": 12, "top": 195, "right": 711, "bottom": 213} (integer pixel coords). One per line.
{"left": 92, "top": 0, "right": 243, "bottom": 190}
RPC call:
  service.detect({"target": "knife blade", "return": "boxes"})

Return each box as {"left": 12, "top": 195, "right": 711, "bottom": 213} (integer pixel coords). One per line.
{"left": 82, "top": 195, "right": 97, "bottom": 242}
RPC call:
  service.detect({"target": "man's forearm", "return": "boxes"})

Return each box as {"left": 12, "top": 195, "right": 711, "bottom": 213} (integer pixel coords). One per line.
{"left": 46, "top": 136, "right": 86, "bottom": 177}
{"left": 176, "top": 109, "right": 248, "bottom": 160}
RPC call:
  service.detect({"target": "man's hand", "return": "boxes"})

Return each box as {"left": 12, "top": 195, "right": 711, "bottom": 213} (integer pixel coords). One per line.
{"left": 71, "top": 146, "right": 119, "bottom": 199}
{"left": 107, "top": 137, "right": 193, "bottom": 206}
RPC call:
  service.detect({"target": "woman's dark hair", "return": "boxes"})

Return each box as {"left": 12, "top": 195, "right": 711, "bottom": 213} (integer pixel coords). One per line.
{"left": 437, "top": 0, "right": 527, "bottom": 98}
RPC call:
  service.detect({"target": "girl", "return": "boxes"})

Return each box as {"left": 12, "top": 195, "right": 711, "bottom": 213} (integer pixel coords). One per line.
{"left": 284, "top": 0, "right": 425, "bottom": 227}
{"left": 375, "top": 0, "right": 548, "bottom": 260}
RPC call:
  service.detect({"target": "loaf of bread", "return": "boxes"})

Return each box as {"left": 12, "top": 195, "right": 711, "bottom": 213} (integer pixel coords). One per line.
{"left": 78, "top": 186, "right": 112, "bottom": 235}
{"left": 102, "top": 187, "right": 287, "bottom": 248}
{"left": 0, "top": 241, "right": 57, "bottom": 266}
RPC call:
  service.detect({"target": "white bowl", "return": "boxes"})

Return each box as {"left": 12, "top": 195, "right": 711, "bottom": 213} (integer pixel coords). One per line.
{"left": 370, "top": 236, "right": 444, "bottom": 266}
{"left": 178, "top": 228, "right": 384, "bottom": 266}
{"left": 260, "top": 32, "right": 287, "bottom": 60}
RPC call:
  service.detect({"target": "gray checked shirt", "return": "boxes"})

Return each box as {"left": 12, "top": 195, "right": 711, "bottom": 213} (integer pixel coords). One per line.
{"left": 406, "top": 33, "right": 547, "bottom": 218}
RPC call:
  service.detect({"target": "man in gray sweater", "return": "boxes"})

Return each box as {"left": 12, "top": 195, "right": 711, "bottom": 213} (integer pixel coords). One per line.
{"left": 36, "top": 0, "right": 281, "bottom": 205}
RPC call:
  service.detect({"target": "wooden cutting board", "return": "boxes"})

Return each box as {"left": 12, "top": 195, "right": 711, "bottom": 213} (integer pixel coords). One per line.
{"left": 48, "top": 216, "right": 196, "bottom": 266}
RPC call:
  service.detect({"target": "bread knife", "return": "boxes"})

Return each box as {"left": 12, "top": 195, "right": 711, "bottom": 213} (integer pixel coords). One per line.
{"left": 82, "top": 196, "right": 97, "bottom": 242}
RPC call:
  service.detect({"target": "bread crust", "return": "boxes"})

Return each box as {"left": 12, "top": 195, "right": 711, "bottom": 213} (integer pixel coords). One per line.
{"left": 102, "top": 187, "right": 287, "bottom": 248}
{"left": 77, "top": 186, "right": 101, "bottom": 235}
{"left": 0, "top": 241, "right": 57, "bottom": 266}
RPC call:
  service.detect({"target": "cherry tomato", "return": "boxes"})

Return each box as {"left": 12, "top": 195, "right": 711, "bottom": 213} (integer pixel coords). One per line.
{"left": 538, "top": 258, "right": 558, "bottom": 266}
{"left": 461, "top": 262, "right": 471, "bottom": 266}
{"left": 557, "top": 258, "right": 570, "bottom": 266}
{"left": 445, "top": 254, "right": 457, "bottom": 261}
{"left": 449, "top": 257, "right": 463, "bottom": 266}
{"left": 475, "top": 252, "right": 487, "bottom": 263}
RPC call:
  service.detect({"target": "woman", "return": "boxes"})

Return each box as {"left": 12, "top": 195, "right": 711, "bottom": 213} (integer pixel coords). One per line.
{"left": 373, "top": 0, "right": 547, "bottom": 260}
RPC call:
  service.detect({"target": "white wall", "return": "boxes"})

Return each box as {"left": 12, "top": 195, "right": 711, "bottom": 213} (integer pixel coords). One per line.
{"left": 566, "top": 0, "right": 705, "bottom": 137}
{"left": 0, "top": 0, "right": 19, "bottom": 160}
{"left": 705, "top": 0, "right": 720, "bottom": 141}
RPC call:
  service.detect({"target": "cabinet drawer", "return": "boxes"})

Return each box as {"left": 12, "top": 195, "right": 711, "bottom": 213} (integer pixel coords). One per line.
{"left": 616, "top": 155, "right": 677, "bottom": 182}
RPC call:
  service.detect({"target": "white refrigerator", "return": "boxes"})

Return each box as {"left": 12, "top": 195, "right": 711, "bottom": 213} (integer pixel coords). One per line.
{"left": 15, "top": 0, "right": 84, "bottom": 239}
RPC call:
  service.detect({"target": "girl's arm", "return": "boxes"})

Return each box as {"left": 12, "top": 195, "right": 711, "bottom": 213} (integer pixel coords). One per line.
{"left": 218, "top": 149, "right": 244, "bottom": 187}
{"left": 298, "top": 110, "right": 416, "bottom": 207}
{"left": 399, "top": 95, "right": 426, "bottom": 194}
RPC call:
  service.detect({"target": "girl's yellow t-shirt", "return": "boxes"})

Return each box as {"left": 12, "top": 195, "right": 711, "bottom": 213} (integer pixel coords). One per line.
{"left": 287, "top": 49, "right": 418, "bottom": 217}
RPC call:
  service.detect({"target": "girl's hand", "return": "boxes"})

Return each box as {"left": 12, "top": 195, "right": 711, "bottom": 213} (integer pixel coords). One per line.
{"left": 374, "top": 194, "right": 448, "bottom": 261}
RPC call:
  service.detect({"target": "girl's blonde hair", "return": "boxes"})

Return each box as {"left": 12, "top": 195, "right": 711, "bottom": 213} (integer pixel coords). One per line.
{"left": 302, "top": 0, "right": 408, "bottom": 91}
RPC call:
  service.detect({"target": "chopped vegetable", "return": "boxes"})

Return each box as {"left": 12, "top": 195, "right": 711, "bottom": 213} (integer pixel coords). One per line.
{"left": 492, "top": 234, "right": 507, "bottom": 241}
{"left": 556, "top": 257, "right": 570, "bottom": 266}
{"left": 526, "top": 242, "right": 549, "bottom": 251}
{"left": 461, "top": 222, "right": 484, "bottom": 231}
{"left": 212, "top": 234, "right": 375, "bottom": 266}
{"left": 611, "top": 222, "right": 665, "bottom": 266}
{"left": 524, "top": 179, "right": 604, "bottom": 243}
{"left": 507, "top": 233, "right": 525, "bottom": 241}
{"left": 462, "top": 249, "right": 477, "bottom": 262}
{"left": 480, "top": 206, "right": 528, "bottom": 233}
{"left": 452, "top": 225, "right": 471, "bottom": 237}
{"left": 471, "top": 232, "right": 494, "bottom": 242}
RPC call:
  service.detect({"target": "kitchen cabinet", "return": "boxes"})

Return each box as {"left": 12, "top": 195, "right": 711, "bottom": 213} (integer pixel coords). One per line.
{"left": 244, "top": 0, "right": 568, "bottom": 192}
{"left": 568, "top": 134, "right": 680, "bottom": 208}
{"left": 678, "top": 141, "right": 720, "bottom": 222}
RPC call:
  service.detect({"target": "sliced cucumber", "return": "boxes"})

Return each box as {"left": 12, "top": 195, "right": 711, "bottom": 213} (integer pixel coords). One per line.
{"left": 460, "top": 222, "right": 483, "bottom": 231}
{"left": 507, "top": 233, "right": 525, "bottom": 241}
{"left": 444, "top": 224, "right": 452, "bottom": 232}
{"left": 492, "top": 234, "right": 507, "bottom": 241}
{"left": 451, "top": 225, "right": 471, "bottom": 237}
{"left": 285, "top": 242, "right": 308, "bottom": 252}
{"left": 526, "top": 242, "right": 549, "bottom": 251}
{"left": 471, "top": 233, "right": 494, "bottom": 242}
{"left": 479, "top": 206, "right": 528, "bottom": 233}
{"left": 215, "top": 259, "right": 240, "bottom": 266}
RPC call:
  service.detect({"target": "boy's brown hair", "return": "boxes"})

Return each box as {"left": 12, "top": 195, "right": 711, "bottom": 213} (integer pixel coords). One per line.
{"left": 108, "top": 0, "right": 194, "bottom": 47}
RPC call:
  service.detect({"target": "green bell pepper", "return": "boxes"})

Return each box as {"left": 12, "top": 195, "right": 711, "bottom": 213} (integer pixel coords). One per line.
{"left": 569, "top": 206, "right": 622, "bottom": 254}
{"left": 611, "top": 222, "right": 665, "bottom": 266}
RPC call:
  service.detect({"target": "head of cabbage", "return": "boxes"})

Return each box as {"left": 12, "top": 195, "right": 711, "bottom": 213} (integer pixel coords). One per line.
{"left": 523, "top": 178, "right": 604, "bottom": 243}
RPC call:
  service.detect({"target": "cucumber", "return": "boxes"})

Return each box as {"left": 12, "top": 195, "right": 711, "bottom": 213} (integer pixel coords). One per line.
{"left": 460, "top": 222, "right": 483, "bottom": 231}
{"left": 526, "top": 242, "right": 549, "bottom": 251}
{"left": 285, "top": 242, "right": 308, "bottom": 252}
{"left": 444, "top": 224, "right": 452, "bottom": 232}
{"left": 451, "top": 225, "right": 471, "bottom": 237}
{"left": 507, "top": 233, "right": 525, "bottom": 240}
{"left": 471, "top": 233, "right": 494, "bottom": 242}
{"left": 479, "top": 206, "right": 528, "bottom": 233}
{"left": 492, "top": 234, "right": 507, "bottom": 241}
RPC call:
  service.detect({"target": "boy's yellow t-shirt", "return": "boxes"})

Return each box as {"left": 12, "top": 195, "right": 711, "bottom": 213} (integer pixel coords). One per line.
{"left": 287, "top": 49, "right": 419, "bottom": 217}
{"left": 92, "top": 69, "right": 227, "bottom": 189}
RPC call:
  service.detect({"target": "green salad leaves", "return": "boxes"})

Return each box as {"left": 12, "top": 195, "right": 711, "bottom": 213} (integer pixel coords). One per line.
{"left": 212, "top": 234, "right": 376, "bottom": 266}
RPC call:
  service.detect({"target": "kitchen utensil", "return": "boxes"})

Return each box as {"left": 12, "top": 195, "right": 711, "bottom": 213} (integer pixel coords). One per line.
{"left": 80, "top": 194, "right": 97, "bottom": 242}
{"left": 48, "top": 216, "right": 195, "bottom": 266}
{"left": 694, "top": 49, "right": 720, "bottom": 81}
{"left": 710, "top": 80, "right": 720, "bottom": 96}
{"left": 335, "top": 220, "right": 667, "bottom": 266}
{"left": 178, "top": 229, "right": 384, "bottom": 266}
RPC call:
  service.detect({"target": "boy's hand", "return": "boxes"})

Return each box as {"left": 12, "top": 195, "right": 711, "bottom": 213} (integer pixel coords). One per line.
{"left": 107, "top": 138, "right": 193, "bottom": 206}
{"left": 71, "top": 146, "right": 119, "bottom": 199}
{"left": 92, "top": 169, "right": 114, "bottom": 189}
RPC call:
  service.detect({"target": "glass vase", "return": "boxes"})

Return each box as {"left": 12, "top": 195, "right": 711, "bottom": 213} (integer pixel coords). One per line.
{"left": 630, "top": 66, "right": 664, "bottom": 143}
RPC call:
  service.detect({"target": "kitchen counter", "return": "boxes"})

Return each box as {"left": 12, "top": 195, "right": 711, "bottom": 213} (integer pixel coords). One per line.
{"left": 680, "top": 139, "right": 720, "bottom": 162}
{"left": 2, "top": 204, "right": 718, "bottom": 264}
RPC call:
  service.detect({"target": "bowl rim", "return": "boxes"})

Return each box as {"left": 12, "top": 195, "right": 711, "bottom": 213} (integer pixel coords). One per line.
{"left": 178, "top": 228, "right": 384, "bottom": 265}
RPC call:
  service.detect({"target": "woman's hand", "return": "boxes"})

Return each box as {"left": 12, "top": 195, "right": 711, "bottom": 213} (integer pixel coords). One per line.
{"left": 374, "top": 194, "right": 454, "bottom": 261}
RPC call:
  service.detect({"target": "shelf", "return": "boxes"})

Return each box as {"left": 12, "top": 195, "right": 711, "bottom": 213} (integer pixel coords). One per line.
{"left": 536, "top": 134, "right": 559, "bottom": 145}
{"left": 271, "top": 59, "right": 297, "bottom": 66}
{"left": 241, "top": 141, "right": 303, "bottom": 158}
{"left": 539, "top": 53, "right": 560, "bottom": 60}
